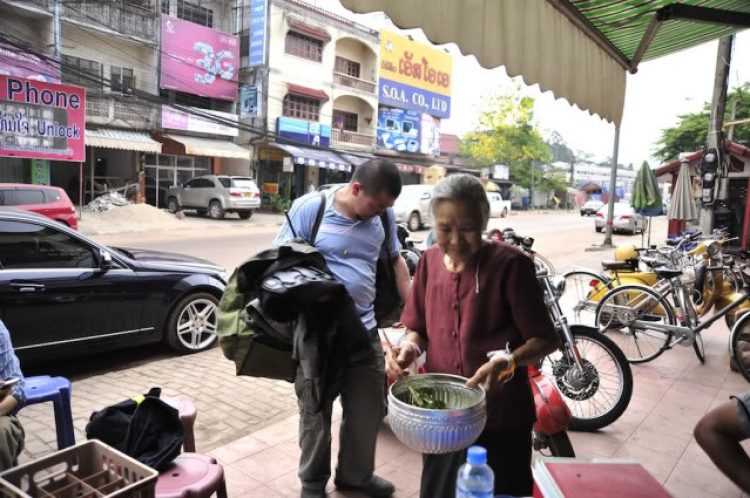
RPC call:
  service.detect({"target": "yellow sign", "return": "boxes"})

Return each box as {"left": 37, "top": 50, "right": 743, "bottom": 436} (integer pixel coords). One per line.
{"left": 379, "top": 29, "right": 453, "bottom": 98}
{"left": 260, "top": 149, "right": 286, "bottom": 161}
{"left": 263, "top": 183, "right": 279, "bottom": 194}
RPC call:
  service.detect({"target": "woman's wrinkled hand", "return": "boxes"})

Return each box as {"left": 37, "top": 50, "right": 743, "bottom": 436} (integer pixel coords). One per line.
{"left": 466, "top": 357, "right": 511, "bottom": 393}
{"left": 385, "top": 344, "right": 416, "bottom": 382}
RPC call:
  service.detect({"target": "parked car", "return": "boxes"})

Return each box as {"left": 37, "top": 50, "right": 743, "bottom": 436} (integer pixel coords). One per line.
{"left": 594, "top": 203, "right": 648, "bottom": 235}
{"left": 0, "top": 208, "right": 227, "bottom": 362}
{"left": 393, "top": 184, "right": 434, "bottom": 231}
{"left": 487, "top": 192, "right": 511, "bottom": 218}
{"left": 166, "top": 175, "right": 261, "bottom": 220}
{"left": 0, "top": 183, "right": 78, "bottom": 230}
{"left": 580, "top": 199, "right": 604, "bottom": 216}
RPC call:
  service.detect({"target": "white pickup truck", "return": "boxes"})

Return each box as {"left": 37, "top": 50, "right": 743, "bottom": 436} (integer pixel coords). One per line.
{"left": 487, "top": 192, "right": 511, "bottom": 218}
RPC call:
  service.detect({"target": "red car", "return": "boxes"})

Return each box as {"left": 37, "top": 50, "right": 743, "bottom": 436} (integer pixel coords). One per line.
{"left": 0, "top": 183, "right": 78, "bottom": 230}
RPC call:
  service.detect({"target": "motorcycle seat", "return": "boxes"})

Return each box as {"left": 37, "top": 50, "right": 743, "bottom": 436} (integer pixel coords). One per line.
{"left": 654, "top": 267, "right": 683, "bottom": 280}
{"left": 601, "top": 260, "right": 635, "bottom": 271}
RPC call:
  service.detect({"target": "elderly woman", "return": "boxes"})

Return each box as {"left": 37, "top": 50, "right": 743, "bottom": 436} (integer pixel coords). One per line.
{"left": 386, "top": 174, "right": 560, "bottom": 498}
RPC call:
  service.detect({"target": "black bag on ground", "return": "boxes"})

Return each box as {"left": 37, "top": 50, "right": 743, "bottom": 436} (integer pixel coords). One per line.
{"left": 85, "top": 387, "right": 184, "bottom": 470}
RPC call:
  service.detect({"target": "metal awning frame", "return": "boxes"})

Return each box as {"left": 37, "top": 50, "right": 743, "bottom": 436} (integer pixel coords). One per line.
{"left": 550, "top": 2, "right": 750, "bottom": 74}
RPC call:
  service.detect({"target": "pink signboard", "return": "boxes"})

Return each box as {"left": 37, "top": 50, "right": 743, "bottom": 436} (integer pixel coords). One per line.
{"left": 160, "top": 15, "right": 239, "bottom": 102}
{"left": 0, "top": 76, "right": 86, "bottom": 162}
{"left": 0, "top": 43, "right": 61, "bottom": 83}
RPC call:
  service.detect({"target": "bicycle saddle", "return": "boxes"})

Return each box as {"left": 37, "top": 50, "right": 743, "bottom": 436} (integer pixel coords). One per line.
{"left": 601, "top": 259, "right": 636, "bottom": 271}
{"left": 654, "top": 267, "right": 683, "bottom": 279}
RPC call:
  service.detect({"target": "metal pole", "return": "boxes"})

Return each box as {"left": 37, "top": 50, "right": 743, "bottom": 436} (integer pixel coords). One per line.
{"left": 700, "top": 35, "right": 734, "bottom": 235}
{"left": 602, "top": 128, "right": 621, "bottom": 247}
{"left": 530, "top": 161, "right": 534, "bottom": 211}
{"left": 79, "top": 162, "right": 83, "bottom": 220}
{"left": 54, "top": 0, "right": 61, "bottom": 58}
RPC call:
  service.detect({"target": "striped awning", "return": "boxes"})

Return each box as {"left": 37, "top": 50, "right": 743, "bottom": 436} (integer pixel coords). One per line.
{"left": 163, "top": 135, "right": 251, "bottom": 159}
{"left": 340, "top": 0, "right": 750, "bottom": 126}
{"left": 86, "top": 129, "right": 162, "bottom": 153}
{"left": 270, "top": 143, "right": 351, "bottom": 172}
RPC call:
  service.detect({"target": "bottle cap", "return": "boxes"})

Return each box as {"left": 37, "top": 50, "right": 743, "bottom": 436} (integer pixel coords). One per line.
{"left": 467, "top": 446, "right": 487, "bottom": 465}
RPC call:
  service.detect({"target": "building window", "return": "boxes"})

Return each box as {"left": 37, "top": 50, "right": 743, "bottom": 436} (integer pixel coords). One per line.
{"left": 283, "top": 94, "right": 320, "bottom": 121}
{"left": 285, "top": 31, "right": 323, "bottom": 62}
{"left": 240, "top": 29, "right": 250, "bottom": 58}
{"left": 176, "top": 0, "right": 213, "bottom": 27}
{"left": 62, "top": 55, "right": 103, "bottom": 92}
{"left": 111, "top": 66, "right": 136, "bottom": 94}
{"left": 161, "top": 0, "right": 170, "bottom": 14}
{"left": 333, "top": 110, "right": 358, "bottom": 132}
{"left": 335, "top": 57, "right": 360, "bottom": 78}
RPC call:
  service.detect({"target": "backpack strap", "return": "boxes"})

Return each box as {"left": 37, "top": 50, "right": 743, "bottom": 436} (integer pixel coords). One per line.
{"left": 309, "top": 192, "right": 326, "bottom": 246}
{"left": 380, "top": 210, "right": 397, "bottom": 282}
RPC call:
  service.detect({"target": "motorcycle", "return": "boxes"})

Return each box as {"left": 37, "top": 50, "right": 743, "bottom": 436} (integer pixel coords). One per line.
{"left": 500, "top": 229, "right": 633, "bottom": 432}
{"left": 397, "top": 223, "right": 422, "bottom": 276}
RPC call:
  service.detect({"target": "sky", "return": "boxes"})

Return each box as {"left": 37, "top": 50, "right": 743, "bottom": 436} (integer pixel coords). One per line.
{"left": 314, "top": 0, "right": 750, "bottom": 167}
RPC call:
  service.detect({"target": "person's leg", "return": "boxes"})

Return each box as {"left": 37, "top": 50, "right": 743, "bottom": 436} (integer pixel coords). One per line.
{"left": 296, "top": 365, "right": 336, "bottom": 495}
{"left": 420, "top": 451, "right": 465, "bottom": 498}
{"left": 479, "top": 429, "right": 534, "bottom": 497}
{"left": 335, "top": 336, "right": 390, "bottom": 489}
{"left": 694, "top": 397, "right": 750, "bottom": 495}
{"left": 0, "top": 415, "right": 24, "bottom": 472}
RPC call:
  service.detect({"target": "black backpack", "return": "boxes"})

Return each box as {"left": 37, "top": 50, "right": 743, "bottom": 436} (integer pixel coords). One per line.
{"left": 307, "top": 192, "right": 402, "bottom": 328}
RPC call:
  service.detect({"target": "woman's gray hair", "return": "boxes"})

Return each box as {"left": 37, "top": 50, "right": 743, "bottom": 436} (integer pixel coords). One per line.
{"left": 430, "top": 174, "right": 490, "bottom": 229}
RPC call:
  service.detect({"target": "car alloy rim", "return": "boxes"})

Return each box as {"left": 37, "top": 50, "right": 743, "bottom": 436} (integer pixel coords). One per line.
{"left": 177, "top": 298, "right": 217, "bottom": 350}
{"left": 211, "top": 205, "right": 219, "bottom": 217}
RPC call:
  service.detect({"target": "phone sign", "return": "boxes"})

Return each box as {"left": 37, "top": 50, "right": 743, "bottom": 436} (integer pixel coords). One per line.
{"left": 0, "top": 75, "right": 86, "bottom": 162}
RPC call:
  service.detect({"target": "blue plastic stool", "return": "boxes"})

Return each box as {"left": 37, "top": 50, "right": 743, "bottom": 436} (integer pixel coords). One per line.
{"left": 24, "top": 375, "right": 75, "bottom": 450}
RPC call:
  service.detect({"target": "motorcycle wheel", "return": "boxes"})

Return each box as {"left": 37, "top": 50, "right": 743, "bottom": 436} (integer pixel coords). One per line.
{"left": 542, "top": 325, "right": 633, "bottom": 432}
{"left": 548, "top": 432, "right": 576, "bottom": 457}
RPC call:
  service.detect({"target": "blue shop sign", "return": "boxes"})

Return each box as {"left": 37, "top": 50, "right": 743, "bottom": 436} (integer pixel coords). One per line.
{"left": 378, "top": 78, "right": 451, "bottom": 119}
{"left": 249, "top": 0, "right": 266, "bottom": 67}
{"left": 277, "top": 117, "right": 331, "bottom": 148}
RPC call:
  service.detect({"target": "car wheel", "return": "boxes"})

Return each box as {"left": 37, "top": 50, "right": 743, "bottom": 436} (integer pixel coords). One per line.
{"left": 166, "top": 292, "right": 219, "bottom": 355}
{"left": 596, "top": 227, "right": 602, "bottom": 233}
{"left": 501, "top": 208, "right": 508, "bottom": 218}
{"left": 167, "top": 197, "right": 179, "bottom": 214}
{"left": 408, "top": 212, "right": 421, "bottom": 232}
{"left": 580, "top": 212, "right": 585, "bottom": 217}
{"left": 209, "top": 200, "right": 225, "bottom": 220}
{"left": 238, "top": 211, "right": 253, "bottom": 220}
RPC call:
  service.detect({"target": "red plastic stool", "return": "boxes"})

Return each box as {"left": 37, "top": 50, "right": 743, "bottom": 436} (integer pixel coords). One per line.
{"left": 155, "top": 453, "right": 227, "bottom": 498}
{"left": 163, "top": 398, "right": 198, "bottom": 453}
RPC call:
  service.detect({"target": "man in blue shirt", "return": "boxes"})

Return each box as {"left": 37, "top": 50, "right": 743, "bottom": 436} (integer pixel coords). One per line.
{"left": 0, "top": 319, "right": 26, "bottom": 471}
{"left": 274, "top": 159, "right": 410, "bottom": 498}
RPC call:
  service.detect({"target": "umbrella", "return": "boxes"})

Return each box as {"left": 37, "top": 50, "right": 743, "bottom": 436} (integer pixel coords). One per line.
{"left": 631, "top": 161, "right": 663, "bottom": 245}
{"left": 668, "top": 162, "right": 698, "bottom": 222}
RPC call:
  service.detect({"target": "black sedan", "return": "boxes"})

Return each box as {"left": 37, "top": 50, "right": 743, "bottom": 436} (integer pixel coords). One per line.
{"left": 0, "top": 208, "right": 227, "bottom": 362}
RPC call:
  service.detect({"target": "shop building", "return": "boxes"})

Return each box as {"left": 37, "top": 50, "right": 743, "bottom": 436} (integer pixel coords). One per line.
{"left": 239, "top": 0, "right": 380, "bottom": 200}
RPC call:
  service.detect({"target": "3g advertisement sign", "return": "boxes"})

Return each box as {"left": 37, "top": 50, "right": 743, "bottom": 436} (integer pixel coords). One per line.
{"left": 378, "top": 29, "right": 452, "bottom": 119}
{"left": 160, "top": 15, "right": 239, "bottom": 101}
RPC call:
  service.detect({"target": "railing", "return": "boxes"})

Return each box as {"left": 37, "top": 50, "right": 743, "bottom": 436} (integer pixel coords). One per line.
{"left": 276, "top": 0, "right": 378, "bottom": 38}
{"left": 19, "top": 0, "right": 158, "bottom": 41}
{"left": 331, "top": 128, "right": 375, "bottom": 147}
{"left": 86, "top": 95, "right": 157, "bottom": 129}
{"left": 333, "top": 72, "right": 377, "bottom": 95}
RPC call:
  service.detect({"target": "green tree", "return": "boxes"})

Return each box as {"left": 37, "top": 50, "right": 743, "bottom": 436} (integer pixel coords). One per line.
{"left": 653, "top": 83, "right": 750, "bottom": 163}
{"left": 548, "top": 131, "right": 576, "bottom": 164}
{"left": 460, "top": 90, "right": 552, "bottom": 190}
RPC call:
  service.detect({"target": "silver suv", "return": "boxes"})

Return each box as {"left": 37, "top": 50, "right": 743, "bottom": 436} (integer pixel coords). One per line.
{"left": 166, "top": 175, "right": 261, "bottom": 220}
{"left": 393, "top": 184, "right": 434, "bottom": 231}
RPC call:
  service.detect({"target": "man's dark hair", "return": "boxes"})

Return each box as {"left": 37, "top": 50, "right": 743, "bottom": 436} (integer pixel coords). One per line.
{"left": 350, "top": 159, "right": 402, "bottom": 199}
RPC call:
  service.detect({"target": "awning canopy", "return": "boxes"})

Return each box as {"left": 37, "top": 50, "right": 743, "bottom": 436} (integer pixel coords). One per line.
{"left": 339, "top": 152, "right": 374, "bottom": 167}
{"left": 655, "top": 140, "right": 750, "bottom": 177}
{"left": 270, "top": 143, "right": 351, "bottom": 172}
{"left": 289, "top": 21, "right": 331, "bottom": 41}
{"left": 163, "top": 135, "right": 251, "bottom": 159}
{"left": 86, "top": 129, "right": 162, "bottom": 153}
{"left": 340, "top": 0, "right": 750, "bottom": 126}
{"left": 287, "top": 84, "right": 329, "bottom": 102}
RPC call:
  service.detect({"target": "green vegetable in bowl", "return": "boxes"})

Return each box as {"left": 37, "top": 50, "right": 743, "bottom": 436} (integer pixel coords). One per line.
{"left": 400, "top": 385, "right": 448, "bottom": 409}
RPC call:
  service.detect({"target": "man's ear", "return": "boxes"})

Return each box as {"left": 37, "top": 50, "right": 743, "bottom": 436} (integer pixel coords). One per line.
{"left": 351, "top": 182, "right": 363, "bottom": 197}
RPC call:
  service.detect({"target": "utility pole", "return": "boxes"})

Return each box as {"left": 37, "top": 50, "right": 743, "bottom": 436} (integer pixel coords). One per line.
{"left": 700, "top": 35, "right": 734, "bottom": 235}
{"left": 530, "top": 161, "right": 534, "bottom": 211}
{"left": 601, "top": 128, "right": 621, "bottom": 247}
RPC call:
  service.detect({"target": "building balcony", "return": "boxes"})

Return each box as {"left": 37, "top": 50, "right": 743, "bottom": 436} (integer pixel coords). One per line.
{"left": 86, "top": 95, "right": 158, "bottom": 129}
{"left": 19, "top": 0, "right": 158, "bottom": 42}
{"left": 333, "top": 72, "right": 377, "bottom": 95}
{"left": 331, "top": 128, "right": 375, "bottom": 147}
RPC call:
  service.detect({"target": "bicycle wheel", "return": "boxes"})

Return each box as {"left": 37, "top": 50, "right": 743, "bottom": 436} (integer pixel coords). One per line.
{"left": 693, "top": 332, "right": 705, "bottom": 364}
{"left": 560, "top": 270, "right": 611, "bottom": 327}
{"left": 595, "top": 285, "right": 675, "bottom": 363}
{"left": 730, "top": 316, "right": 750, "bottom": 384}
{"left": 542, "top": 325, "right": 633, "bottom": 431}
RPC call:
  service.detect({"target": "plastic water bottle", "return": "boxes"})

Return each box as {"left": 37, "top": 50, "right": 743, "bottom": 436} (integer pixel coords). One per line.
{"left": 456, "top": 446, "right": 494, "bottom": 498}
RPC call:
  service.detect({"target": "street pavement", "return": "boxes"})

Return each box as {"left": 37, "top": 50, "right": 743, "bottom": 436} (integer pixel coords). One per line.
{"left": 15, "top": 212, "right": 747, "bottom": 497}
